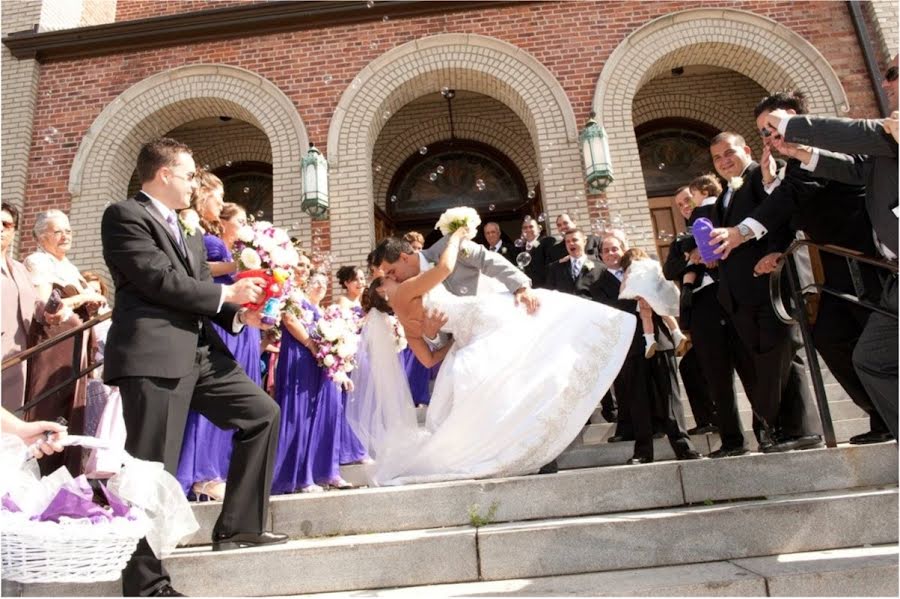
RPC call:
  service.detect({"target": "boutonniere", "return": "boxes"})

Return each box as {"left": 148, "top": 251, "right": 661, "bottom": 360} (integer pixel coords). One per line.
{"left": 501, "top": 246, "right": 508, "bottom": 255}
{"left": 728, "top": 176, "right": 744, "bottom": 191}
{"left": 178, "top": 209, "right": 203, "bottom": 237}
{"left": 583, "top": 261, "right": 595, "bottom": 272}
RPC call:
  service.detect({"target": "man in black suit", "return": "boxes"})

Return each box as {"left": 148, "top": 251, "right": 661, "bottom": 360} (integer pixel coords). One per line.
{"left": 762, "top": 103, "right": 898, "bottom": 440}
{"left": 717, "top": 91, "right": 890, "bottom": 443}
{"left": 101, "top": 138, "right": 287, "bottom": 597}
{"left": 548, "top": 213, "right": 601, "bottom": 262}
{"left": 706, "top": 132, "right": 822, "bottom": 452}
{"left": 514, "top": 216, "right": 556, "bottom": 289}
{"left": 545, "top": 228, "right": 604, "bottom": 294}
{"left": 589, "top": 234, "right": 699, "bottom": 464}
{"left": 482, "top": 221, "right": 515, "bottom": 263}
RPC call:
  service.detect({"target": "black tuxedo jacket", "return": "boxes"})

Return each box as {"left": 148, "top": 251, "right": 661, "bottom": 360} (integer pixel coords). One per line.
{"left": 514, "top": 236, "right": 556, "bottom": 289}
{"left": 712, "top": 162, "right": 792, "bottom": 311}
{"left": 587, "top": 270, "right": 643, "bottom": 357}
{"left": 484, "top": 240, "right": 516, "bottom": 264}
{"left": 101, "top": 192, "right": 239, "bottom": 382}
{"left": 548, "top": 234, "right": 601, "bottom": 263}
{"left": 546, "top": 255, "right": 605, "bottom": 297}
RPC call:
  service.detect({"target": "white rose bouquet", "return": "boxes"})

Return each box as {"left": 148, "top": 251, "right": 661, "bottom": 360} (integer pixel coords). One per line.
{"left": 434, "top": 207, "right": 480, "bottom": 240}
{"left": 232, "top": 220, "right": 300, "bottom": 271}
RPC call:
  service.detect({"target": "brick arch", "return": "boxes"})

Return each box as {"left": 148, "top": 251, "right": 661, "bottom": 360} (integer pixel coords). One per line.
{"left": 326, "top": 33, "right": 580, "bottom": 267}
{"left": 591, "top": 8, "right": 849, "bottom": 249}
{"left": 68, "top": 64, "right": 308, "bottom": 272}
{"left": 372, "top": 115, "right": 538, "bottom": 208}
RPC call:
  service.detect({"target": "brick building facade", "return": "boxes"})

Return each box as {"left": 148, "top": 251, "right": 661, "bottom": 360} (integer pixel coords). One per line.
{"left": 2, "top": 0, "right": 896, "bottom": 281}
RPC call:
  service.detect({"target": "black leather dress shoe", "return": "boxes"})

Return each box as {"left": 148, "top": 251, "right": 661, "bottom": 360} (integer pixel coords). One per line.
{"left": 848, "top": 431, "right": 894, "bottom": 445}
{"left": 676, "top": 450, "right": 703, "bottom": 460}
{"left": 212, "top": 531, "right": 289, "bottom": 552}
{"left": 708, "top": 446, "right": 749, "bottom": 459}
{"left": 765, "top": 434, "right": 823, "bottom": 453}
{"left": 626, "top": 456, "right": 653, "bottom": 465}
{"left": 150, "top": 584, "right": 185, "bottom": 597}
{"left": 687, "top": 424, "right": 719, "bottom": 435}
{"left": 608, "top": 435, "right": 633, "bottom": 443}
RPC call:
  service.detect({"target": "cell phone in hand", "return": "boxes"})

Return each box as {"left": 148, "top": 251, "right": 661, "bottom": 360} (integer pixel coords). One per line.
{"left": 44, "top": 289, "right": 63, "bottom": 314}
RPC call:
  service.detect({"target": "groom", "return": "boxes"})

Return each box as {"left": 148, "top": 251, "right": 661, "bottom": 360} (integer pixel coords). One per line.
{"left": 372, "top": 233, "right": 541, "bottom": 313}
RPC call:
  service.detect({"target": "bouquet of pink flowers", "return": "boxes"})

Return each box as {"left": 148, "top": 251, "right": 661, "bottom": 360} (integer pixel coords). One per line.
{"left": 233, "top": 220, "right": 300, "bottom": 271}
{"left": 313, "top": 305, "right": 360, "bottom": 389}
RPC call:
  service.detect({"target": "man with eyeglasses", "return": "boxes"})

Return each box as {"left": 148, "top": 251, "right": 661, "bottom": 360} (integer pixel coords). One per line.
{"left": 101, "top": 138, "right": 287, "bottom": 597}
{"left": 759, "top": 66, "right": 899, "bottom": 441}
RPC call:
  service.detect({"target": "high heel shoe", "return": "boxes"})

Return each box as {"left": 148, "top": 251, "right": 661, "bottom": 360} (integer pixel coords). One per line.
{"left": 299, "top": 484, "right": 324, "bottom": 493}
{"left": 192, "top": 480, "right": 226, "bottom": 501}
{"left": 325, "top": 478, "right": 353, "bottom": 490}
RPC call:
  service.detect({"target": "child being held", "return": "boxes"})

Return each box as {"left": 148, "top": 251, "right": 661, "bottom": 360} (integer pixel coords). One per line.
{"left": 618, "top": 248, "right": 689, "bottom": 358}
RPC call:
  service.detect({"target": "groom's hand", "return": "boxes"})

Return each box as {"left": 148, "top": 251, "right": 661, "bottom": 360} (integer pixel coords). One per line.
{"left": 514, "top": 287, "right": 540, "bottom": 314}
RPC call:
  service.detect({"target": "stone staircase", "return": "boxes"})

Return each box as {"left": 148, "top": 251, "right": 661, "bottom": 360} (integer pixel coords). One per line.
{"left": 22, "top": 443, "right": 898, "bottom": 597}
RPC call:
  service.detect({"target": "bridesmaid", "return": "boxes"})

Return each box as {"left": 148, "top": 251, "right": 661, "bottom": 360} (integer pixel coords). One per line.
{"left": 334, "top": 265, "right": 370, "bottom": 466}
{"left": 273, "top": 271, "right": 350, "bottom": 493}
{"left": 401, "top": 232, "right": 440, "bottom": 406}
{"left": 176, "top": 173, "right": 261, "bottom": 500}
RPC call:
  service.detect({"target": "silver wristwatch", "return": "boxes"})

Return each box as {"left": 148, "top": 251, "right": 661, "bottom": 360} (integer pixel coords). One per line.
{"left": 737, "top": 223, "right": 754, "bottom": 242}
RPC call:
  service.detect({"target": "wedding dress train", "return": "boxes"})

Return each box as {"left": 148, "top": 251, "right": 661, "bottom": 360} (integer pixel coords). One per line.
{"left": 347, "top": 284, "right": 635, "bottom": 486}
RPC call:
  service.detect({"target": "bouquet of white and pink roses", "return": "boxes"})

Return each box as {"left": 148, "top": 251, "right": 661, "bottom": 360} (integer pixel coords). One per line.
{"left": 313, "top": 305, "right": 360, "bottom": 389}
{"left": 233, "top": 220, "right": 300, "bottom": 271}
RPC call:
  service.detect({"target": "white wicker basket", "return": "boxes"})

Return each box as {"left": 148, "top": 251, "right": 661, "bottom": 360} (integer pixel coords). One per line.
{"left": 1, "top": 509, "right": 149, "bottom": 583}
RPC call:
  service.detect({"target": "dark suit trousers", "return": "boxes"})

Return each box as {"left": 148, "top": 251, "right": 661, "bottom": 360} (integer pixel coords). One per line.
{"left": 688, "top": 286, "right": 751, "bottom": 449}
{"left": 631, "top": 350, "right": 693, "bottom": 460}
{"left": 813, "top": 292, "right": 887, "bottom": 433}
{"left": 118, "top": 344, "right": 280, "bottom": 597}
{"left": 852, "top": 275, "right": 898, "bottom": 439}
{"left": 678, "top": 348, "right": 716, "bottom": 428}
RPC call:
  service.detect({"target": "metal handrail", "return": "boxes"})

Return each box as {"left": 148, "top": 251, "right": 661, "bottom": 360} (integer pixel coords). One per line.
{"left": 2, "top": 310, "right": 111, "bottom": 415}
{"left": 770, "top": 239, "right": 897, "bottom": 448}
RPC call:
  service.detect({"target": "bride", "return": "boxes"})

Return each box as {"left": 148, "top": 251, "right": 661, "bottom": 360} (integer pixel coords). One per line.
{"left": 347, "top": 227, "right": 636, "bottom": 486}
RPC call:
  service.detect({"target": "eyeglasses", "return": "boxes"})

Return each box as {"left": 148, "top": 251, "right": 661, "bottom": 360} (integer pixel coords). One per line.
{"left": 885, "top": 66, "right": 898, "bottom": 82}
{"left": 170, "top": 170, "right": 196, "bottom": 182}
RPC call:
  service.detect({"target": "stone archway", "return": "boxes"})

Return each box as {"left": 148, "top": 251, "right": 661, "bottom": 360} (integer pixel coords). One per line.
{"left": 68, "top": 64, "right": 309, "bottom": 273}
{"left": 591, "top": 8, "right": 849, "bottom": 249}
{"left": 326, "top": 33, "right": 580, "bottom": 267}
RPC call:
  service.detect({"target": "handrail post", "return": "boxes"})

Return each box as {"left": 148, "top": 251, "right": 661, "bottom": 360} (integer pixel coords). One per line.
{"left": 785, "top": 252, "right": 837, "bottom": 448}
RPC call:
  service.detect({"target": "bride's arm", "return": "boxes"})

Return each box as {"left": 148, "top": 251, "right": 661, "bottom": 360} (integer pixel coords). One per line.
{"left": 407, "top": 336, "right": 452, "bottom": 368}
{"left": 396, "top": 227, "right": 468, "bottom": 301}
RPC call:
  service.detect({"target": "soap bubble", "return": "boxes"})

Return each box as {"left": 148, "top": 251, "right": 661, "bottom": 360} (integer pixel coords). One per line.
{"left": 390, "top": 195, "right": 397, "bottom": 203}
{"left": 323, "top": 74, "right": 333, "bottom": 84}
{"left": 243, "top": 187, "right": 251, "bottom": 194}
{"left": 475, "top": 179, "right": 486, "bottom": 191}
{"left": 366, "top": 0, "right": 374, "bottom": 7}
{"left": 488, "top": 204, "right": 496, "bottom": 212}
{"left": 429, "top": 173, "right": 438, "bottom": 182}
{"left": 514, "top": 237, "right": 525, "bottom": 248}
{"left": 516, "top": 252, "right": 532, "bottom": 269}
{"left": 527, "top": 189, "right": 536, "bottom": 199}
{"left": 419, "top": 146, "right": 428, "bottom": 155}
{"left": 436, "top": 165, "right": 445, "bottom": 174}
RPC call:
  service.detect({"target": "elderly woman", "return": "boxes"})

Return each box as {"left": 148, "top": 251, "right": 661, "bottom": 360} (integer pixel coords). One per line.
{"left": 22, "top": 209, "right": 104, "bottom": 475}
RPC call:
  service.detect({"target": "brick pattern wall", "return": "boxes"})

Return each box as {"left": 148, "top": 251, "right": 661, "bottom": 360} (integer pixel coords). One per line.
{"left": 633, "top": 70, "right": 768, "bottom": 158}
{"left": 864, "top": 0, "right": 898, "bottom": 70}
{"left": 80, "top": 0, "right": 117, "bottom": 27}
{"left": 115, "top": 0, "right": 262, "bottom": 21}
{"left": 2, "top": 0, "right": 42, "bottom": 259}
{"left": 12, "top": 0, "right": 884, "bottom": 273}
{"left": 371, "top": 92, "right": 537, "bottom": 211}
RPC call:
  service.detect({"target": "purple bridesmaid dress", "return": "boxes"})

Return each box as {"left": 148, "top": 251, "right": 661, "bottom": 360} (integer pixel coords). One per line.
{"left": 176, "top": 234, "right": 262, "bottom": 496}
{"left": 401, "top": 348, "right": 440, "bottom": 406}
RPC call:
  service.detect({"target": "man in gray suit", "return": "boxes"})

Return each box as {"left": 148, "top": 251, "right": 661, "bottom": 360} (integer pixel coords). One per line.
{"left": 763, "top": 108, "right": 898, "bottom": 439}
{"left": 372, "top": 234, "right": 540, "bottom": 313}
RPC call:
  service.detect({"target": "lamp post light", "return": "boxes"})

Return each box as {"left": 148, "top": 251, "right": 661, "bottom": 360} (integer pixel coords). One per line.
{"left": 301, "top": 143, "right": 329, "bottom": 219}
{"left": 579, "top": 112, "right": 614, "bottom": 193}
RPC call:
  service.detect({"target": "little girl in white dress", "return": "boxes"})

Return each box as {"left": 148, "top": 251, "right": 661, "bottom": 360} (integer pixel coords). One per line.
{"left": 618, "top": 248, "right": 689, "bottom": 358}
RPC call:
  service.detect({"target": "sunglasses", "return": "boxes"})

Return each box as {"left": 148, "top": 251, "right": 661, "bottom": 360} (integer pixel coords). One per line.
{"left": 885, "top": 66, "right": 898, "bottom": 83}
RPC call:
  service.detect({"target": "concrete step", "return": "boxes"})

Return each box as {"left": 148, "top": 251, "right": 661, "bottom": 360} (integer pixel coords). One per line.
{"left": 27, "top": 487, "right": 898, "bottom": 596}
{"left": 140, "top": 443, "right": 900, "bottom": 545}
{"left": 296, "top": 544, "right": 899, "bottom": 597}
{"left": 476, "top": 487, "right": 898, "bottom": 581}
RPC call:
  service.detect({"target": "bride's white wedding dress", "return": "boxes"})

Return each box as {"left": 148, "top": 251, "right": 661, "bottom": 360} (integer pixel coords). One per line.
{"left": 346, "top": 284, "right": 635, "bottom": 486}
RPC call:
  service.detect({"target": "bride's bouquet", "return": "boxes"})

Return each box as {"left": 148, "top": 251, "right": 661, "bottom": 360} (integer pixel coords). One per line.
{"left": 434, "top": 207, "right": 480, "bottom": 241}
{"left": 313, "top": 305, "right": 360, "bottom": 389}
